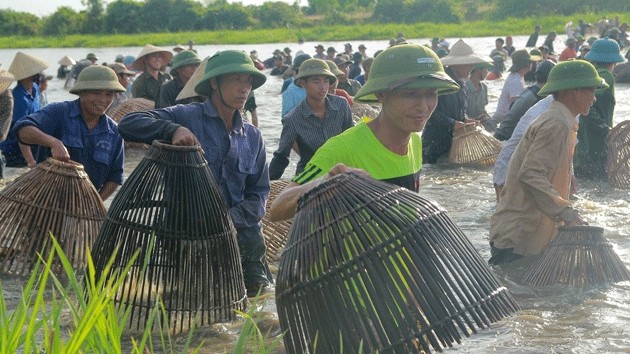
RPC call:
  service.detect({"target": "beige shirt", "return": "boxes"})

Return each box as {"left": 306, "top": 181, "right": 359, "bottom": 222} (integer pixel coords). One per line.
{"left": 490, "top": 101, "right": 578, "bottom": 256}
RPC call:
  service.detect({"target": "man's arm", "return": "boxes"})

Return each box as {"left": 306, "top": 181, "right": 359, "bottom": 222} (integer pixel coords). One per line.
{"left": 118, "top": 110, "right": 184, "bottom": 144}
{"left": 17, "top": 125, "right": 70, "bottom": 162}
{"left": 99, "top": 181, "right": 120, "bottom": 200}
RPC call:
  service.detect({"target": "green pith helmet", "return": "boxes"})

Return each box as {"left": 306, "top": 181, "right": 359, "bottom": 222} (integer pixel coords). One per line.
{"left": 354, "top": 44, "right": 460, "bottom": 103}
{"left": 69, "top": 65, "right": 126, "bottom": 94}
{"left": 509, "top": 49, "right": 534, "bottom": 72}
{"left": 194, "top": 50, "right": 266, "bottom": 97}
{"left": 538, "top": 59, "right": 608, "bottom": 96}
{"left": 171, "top": 50, "right": 201, "bottom": 71}
{"left": 86, "top": 53, "right": 99, "bottom": 61}
{"left": 294, "top": 59, "right": 337, "bottom": 87}
{"left": 325, "top": 59, "right": 344, "bottom": 76}
{"left": 584, "top": 37, "right": 625, "bottom": 63}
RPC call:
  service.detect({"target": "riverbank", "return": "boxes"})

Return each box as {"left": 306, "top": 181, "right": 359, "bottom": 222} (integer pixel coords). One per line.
{"left": 0, "top": 12, "right": 628, "bottom": 49}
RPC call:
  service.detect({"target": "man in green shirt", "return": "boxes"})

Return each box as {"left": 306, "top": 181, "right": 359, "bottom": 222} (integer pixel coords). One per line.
{"left": 131, "top": 44, "right": 172, "bottom": 102}
{"left": 269, "top": 44, "right": 460, "bottom": 221}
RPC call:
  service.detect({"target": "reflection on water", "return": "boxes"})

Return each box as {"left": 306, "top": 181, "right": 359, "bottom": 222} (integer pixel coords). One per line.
{"left": 1, "top": 37, "right": 630, "bottom": 352}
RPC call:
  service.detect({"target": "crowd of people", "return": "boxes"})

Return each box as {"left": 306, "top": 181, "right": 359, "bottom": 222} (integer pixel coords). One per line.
{"left": 0, "top": 17, "right": 629, "bottom": 295}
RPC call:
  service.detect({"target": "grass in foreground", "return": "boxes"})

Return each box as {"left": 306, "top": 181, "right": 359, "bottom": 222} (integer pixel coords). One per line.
{"left": 0, "top": 235, "right": 282, "bottom": 353}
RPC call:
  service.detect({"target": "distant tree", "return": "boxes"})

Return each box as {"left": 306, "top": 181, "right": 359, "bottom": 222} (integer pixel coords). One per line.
{"left": 139, "top": 0, "right": 174, "bottom": 33}
{"left": 168, "top": 0, "right": 205, "bottom": 31}
{"left": 253, "top": 2, "right": 300, "bottom": 29}
{"left": 372, "top": 0, "right": 405, "bottom": 23}
{"left": 43, "top": 7, "right": 85, "bottom": 36}
{"left": 308, "top": 0, "right": 339, "bottom": 14}
{"left": 0, "top": 10, "right": 42, "bottom": 36}
{"left": 105, "top": 0, "right": 144, "bottom": 34}
{"left": 405, "top": 0, "right": 460, "bottom": 23}
{"left": 201, "top": 3, "right": 253, "bottom": 30}
{"left": 82, "top": 0, "right": 105, "bottom": 33}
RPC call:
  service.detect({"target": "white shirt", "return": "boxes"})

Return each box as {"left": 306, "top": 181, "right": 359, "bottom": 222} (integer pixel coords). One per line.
{"left": 493, "top": 71, "right": 525, "bottom": 123}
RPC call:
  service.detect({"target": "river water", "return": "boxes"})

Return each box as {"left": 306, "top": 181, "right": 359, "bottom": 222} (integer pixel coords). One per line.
{"left": 1, "top": 36, "right": 630, "bottom": 353}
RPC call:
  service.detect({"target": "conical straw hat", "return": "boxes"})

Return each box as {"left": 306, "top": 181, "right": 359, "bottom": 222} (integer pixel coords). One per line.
{"left": 175, "top": 56, "right": 209, "bottom": 101}
{"left": 0, "top": 67, "right": 14, "bottom": 93}
{"left": 58, "top": 55, "right": 76, "bottom": 66}
{"left": 440, "top": 39, "right": 492, "bottom": 66}
{"left": 132, "top": 44, "right": 173, "bottom": 71}
{"left": 8, "top": 51, "right": 49, "bottom": 81}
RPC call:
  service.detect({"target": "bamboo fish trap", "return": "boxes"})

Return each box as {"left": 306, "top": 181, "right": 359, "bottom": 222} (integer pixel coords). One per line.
{"left": 607, "top": 120, "right": 630, "bottom": 189}
{"left": 107, "top": 98, "right": 154, "bottom": 149}
{"left": 448, "top": 124, "right": 503, "bottom": 166}
{"left": 262, "top": 179, "right": 292, "bottom": 262}
{"left": 0, "top": 158, "right": 105, "bottom": 275}
{"left": 524, "top": 226, "right": 630, "bottom": 287}
{"left": 276, "top": 173, "right": 520, "bottom": 354}
{"left": 90, "top": 140, "right": 246, "bottom": 333}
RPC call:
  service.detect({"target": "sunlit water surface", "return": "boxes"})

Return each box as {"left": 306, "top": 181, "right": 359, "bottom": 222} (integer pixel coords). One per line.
{"left": 1, "top": 36, "right": 630, "bottom": 353}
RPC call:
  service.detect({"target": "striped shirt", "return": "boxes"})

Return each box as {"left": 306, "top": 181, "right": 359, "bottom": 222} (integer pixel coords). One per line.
{"left": 269, "top": 94, "right": 353, "bottom": 179}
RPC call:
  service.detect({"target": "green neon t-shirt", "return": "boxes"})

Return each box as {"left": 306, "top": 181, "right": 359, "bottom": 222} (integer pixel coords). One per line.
{"left": 292, "top": 122, "right": 423, "bottom": 191}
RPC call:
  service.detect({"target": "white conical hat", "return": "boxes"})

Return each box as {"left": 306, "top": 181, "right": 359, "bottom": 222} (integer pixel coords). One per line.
{"left": 8, "top": 52, "right": 50, "bottom": 81}
{"left": 58, "top": 55, "right": 76, "bottom": 66}
{"left": 0, "top": 66, "right": 15, "bottom": 92}
{"left": 440, "top": 39, "right": 492, "bottom": 66}
{"left": 175, "top": 56, "right": 209, "bottom": 101}
{"left": 132, "top": 44, "right": 173, "bottom": 71}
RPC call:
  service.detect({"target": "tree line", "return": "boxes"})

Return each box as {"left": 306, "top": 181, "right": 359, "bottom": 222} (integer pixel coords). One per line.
{"left": 1, "top": 0, "right": 629, "bottom": 37}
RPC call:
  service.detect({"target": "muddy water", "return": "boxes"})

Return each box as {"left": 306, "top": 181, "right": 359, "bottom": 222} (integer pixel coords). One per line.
{"left": 1, "top": 36, "right": 630, "bottom": 353}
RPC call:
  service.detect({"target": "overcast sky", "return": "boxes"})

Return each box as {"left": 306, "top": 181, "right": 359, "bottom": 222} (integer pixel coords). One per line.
{"left": 1, "top": 0, "right": 301, "bottom": 17}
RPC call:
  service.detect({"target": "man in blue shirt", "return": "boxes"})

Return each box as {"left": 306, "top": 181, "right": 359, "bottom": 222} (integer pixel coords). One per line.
{"left": 118, "top": 50, "right": 272, "bottom": 297}
{"left": 1, "top": 51, "right": 49, "bottom": 168}
{"left": 15, "top": 65, "right": 126, "bottom": 200}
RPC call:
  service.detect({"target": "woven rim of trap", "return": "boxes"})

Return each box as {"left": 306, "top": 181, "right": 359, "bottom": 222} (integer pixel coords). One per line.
{"left": 448, "top": 124, "right": 502, "bottom": 166}
{"left": 607, "top": 120, "right": 630, "bottom": 189}
{"left": 107, "top": 97, "right": 154, "bottom": 123}
{"left": 262, "top": 180, "right": 293, "bottom": 262}
{"left": 150, "top": 139, "right": 202, "bottom": 153}
{"left": 277, "top": 172, "right": 520, "bottom": 354}
{"left": 524, "top": 225, "right": 630, "bottom": 287}
{"left": 38, "top": 158, "right": 88, "bottom": 178}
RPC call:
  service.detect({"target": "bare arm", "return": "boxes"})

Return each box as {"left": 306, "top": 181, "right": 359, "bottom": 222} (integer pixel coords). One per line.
{"left": 98, "top": 181, "right": 120, "bottom": 201}
{"left": 17, "top": 125, "right": 70, "bottom": 162}
{"left": 268, "top": 163, "right": 370, "bottom": 221}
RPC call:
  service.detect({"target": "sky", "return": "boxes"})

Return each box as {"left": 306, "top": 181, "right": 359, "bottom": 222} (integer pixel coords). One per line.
{"left": 1, "top": 0, "right": 298, "bottom": 17}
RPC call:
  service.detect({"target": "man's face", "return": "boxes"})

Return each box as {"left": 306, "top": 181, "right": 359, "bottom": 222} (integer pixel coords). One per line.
{"left": 377, "top": 87, "right": 439, "bottom": 133}
{"left": 213, "top": 73, "right": 253, "bottom": 110}
{"left": 572, "top": 87, "right": 597, "bottom": 116}
{"left": 302, "top": 75, "right": 330, "bottom": 101}
{"left": 79, "top": 90, "right": 115, "bottom": 117}
{"left": 336, "top": 62, "right": 349, "bottom": 82}
{"left": 144, "top": 52, "right": 164, "bottom": 71}
{"left": 177, "top": 64, "right": 199, "bottom": 83}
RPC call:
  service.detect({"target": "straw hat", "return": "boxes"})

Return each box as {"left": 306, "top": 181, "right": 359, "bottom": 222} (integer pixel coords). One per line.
{"left": 8, "top": 52, "right": 49, "bottom": 81}
{"left": 538, "top": 59, "right": 608, "bottom": 96}
{"left": 354, "top": 44, "right": 460, "bottom": 103}
{"left": 176, "top": 56, "right": 209, "bottom": 101}
{"left": 0, "top": 66, "right": 15, "bottom": 93}
{"left": 294, "top": 59, "right": 336, "bottom": 87}
{"left": 58, "top": 55, "right": 76, "bottom": 66}
{"left": 508, "top": 49, "right": 535, "bottom": 72}
{"left": 132, "top": 44, "right": 173, "bottom": 71}
{"left": 194, "top": 50, "right": 266, "bottom": 97}
{"left": 173, "top": 44, "right": 186, "bottom": 52}
{"left": 170, "top": 50, "right": 201, "bottom": 71}
{"left": 440, "top": 39, "right": 492, "bottom": 66}
{"left": 69, "top": 65, "right": 126, "bottom": 94}
{"left": 585, "top": 38, "right": 625, "bottom": 63}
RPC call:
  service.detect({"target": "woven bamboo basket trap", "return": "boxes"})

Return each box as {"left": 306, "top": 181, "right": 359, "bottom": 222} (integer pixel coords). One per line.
{"left": 448, "top": 124, "right": 503, "bottom": 166}
{"left": 90, "top": 140, "right": 246, "bottom": 332}
{"left": 524, "top": 226, "right": 630, "bottom": 287}
{"left": 0, "top": 158, "right": 106, "bottom": 275}
{"left": 607, "top": 120, "right": 630, "bottom": 189}
{"left": 262, "top": 179, "right": 293, "bottom": 262}
{"left": 106, "top": 98, "right": 154, "bottom": 149}
{"left": 276, "top": 173, "right": 520, "bottom": 354}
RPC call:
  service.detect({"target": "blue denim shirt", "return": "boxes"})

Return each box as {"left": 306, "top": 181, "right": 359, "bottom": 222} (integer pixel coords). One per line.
{"left": 13, "top": 99, "right": 124, "bottom": 190}
{"left": 281, "top": 81, "right": 306, "bottom": 118}
{"left": 118, "top": 100, "right": 270, "bottom": 229}
{"left": 0, "top": 83, "right": 40, "bottom": 156}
